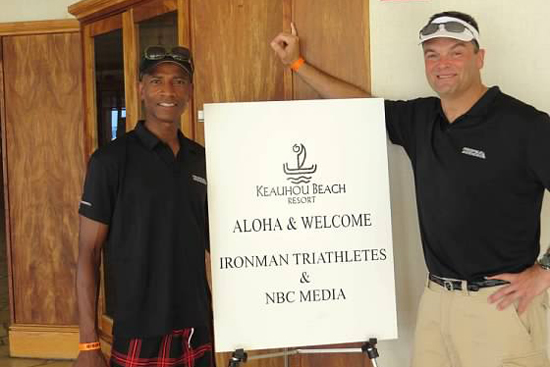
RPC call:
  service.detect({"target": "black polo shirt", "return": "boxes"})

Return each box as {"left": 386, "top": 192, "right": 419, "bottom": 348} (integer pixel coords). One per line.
{"left": 79, "top": 121, "right": 210, "bottom": 338}
{"left": 385, "top": 86, "right": 550, "bottom": 281}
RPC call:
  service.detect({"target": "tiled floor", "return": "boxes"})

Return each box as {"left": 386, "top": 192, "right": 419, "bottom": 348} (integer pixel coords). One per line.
{"left": 0, "top": 220, "right": 73, "bottom": 367}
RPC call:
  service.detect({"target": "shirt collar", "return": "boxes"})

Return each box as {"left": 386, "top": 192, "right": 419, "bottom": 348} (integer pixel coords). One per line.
{"left": 134, "top": 121, "right": 199, "bottom": 159}
{"left": 464, "top": 86, "right": 500, "bottom": 117}
{"left": 135, "top": 121, "right": 161, "bottom": 150}
{"left": 134, "top": 120, "right": 188, "bottom": 150}
{"left": 436, "top": 86, "right": 501, "bottom": 125}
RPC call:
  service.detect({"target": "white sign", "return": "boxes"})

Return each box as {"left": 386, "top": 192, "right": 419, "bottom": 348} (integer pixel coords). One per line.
{"left": 204, "top": 99, "right": 397, "bottom": 352}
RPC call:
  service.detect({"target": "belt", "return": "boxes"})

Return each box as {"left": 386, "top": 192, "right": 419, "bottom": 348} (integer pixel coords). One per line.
{"left": 429, "top": 273, "right": 509, "bottom": 292}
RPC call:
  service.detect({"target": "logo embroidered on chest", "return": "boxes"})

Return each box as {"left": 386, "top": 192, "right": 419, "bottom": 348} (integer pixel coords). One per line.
{"left": 461, "top": 147, "right": 486, "bottom": 160}
{"left": 192, "top": 174, "right": 207, "bottom": 185}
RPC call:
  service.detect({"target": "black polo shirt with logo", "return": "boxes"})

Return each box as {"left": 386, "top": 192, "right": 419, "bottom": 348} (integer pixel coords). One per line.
{"left": 79, "top": 121, "right": 210, "bottom": 338}
{"left": 385, "top": 86, "right": 550, "bottom": 281}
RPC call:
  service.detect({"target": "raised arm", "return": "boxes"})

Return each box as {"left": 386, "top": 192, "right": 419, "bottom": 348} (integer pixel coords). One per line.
{"left": 73, "top": 215, "right": 109, "bottom": 367}
{"left": 270, "top": 23, "right": 370, "bottom": 99}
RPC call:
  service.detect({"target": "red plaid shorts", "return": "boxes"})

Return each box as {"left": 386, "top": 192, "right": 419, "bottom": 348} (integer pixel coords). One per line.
{"left": 110, "top": 327, "right": 213, "bottom": 367}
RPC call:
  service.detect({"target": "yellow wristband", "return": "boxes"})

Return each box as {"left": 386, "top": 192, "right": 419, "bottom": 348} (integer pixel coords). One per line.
{"left": 290, "top": 57, "right": 305, "bottom": 72}
{"left": 79, "top": 342, "right": 101, "bottom": 351}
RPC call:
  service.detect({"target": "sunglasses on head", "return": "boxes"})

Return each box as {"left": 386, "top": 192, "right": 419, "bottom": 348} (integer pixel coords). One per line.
{"left": 420, "top": 21, "right": 472, "bottom": 37}
{"left": 143, "top": 46, "right": 194, "bottom": 72}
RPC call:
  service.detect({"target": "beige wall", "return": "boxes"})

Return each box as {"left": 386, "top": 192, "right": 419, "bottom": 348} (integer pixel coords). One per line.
{"left": 0, "top": 0, "right": 75, "bottom": 23}
{"left": 370, "top": 0, "right": 550, "bottom": 365}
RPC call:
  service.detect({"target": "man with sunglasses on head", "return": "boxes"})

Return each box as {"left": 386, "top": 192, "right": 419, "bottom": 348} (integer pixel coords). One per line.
{"left": 74, "top": 46, "right": 212, "bottom": 367}
{"left": 271, "top": 10, "right": 550, "bottom": 367}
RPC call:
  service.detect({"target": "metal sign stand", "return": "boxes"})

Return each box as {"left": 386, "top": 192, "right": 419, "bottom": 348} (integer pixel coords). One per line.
{"left": 228, "top": 338, "right": 381, "bottom": 367}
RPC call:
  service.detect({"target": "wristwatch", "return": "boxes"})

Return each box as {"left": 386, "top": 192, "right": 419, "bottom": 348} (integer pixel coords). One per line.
{"left": 537, "top": 252, "right": 550, "bottom": 270}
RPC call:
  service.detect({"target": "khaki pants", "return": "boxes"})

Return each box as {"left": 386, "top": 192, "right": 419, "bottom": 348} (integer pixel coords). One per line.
{"left": 411, "top": 278, "right": 550, "bottom": 367}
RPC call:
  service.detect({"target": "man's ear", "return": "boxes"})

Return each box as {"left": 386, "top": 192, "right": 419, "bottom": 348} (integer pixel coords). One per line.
{"left": 477, "top": 48, "right": 486, "bottom": 69}
{"left": 138, "top": 79, "right": 144, "bottom": 100}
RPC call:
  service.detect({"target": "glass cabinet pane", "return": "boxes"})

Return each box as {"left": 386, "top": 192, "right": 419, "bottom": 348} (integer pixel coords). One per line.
{"left": 138, "top": 11, "right": 178, "bottom": 54}
{"left": 137, "top": 11, "right": 178, "bottom": 119}
{"left": 94, "top": 28, "right": 125, "bottom": 318}
{"left": 94, "top": 29, "right": 126, "bottom": 148}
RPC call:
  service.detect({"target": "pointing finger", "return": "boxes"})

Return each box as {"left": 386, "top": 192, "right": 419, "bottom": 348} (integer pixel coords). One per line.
{"left": 291, "top": 22, "right": 297, "bottom": 36}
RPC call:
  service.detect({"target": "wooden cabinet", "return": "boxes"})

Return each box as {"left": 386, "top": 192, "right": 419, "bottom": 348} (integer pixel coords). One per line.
{"left": 0, "top": 20, "right": 85, "bottom": 359}
{"left": 72, "top": 0, "right": 192, "bottom": 158}
{"left": 67, "top": 0, "right": 373, "bottom": 365}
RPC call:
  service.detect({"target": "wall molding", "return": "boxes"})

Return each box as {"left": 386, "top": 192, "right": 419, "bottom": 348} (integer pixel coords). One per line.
{"left": 0, "top": 19, "right": 80, "bottom": 36}
{"left": 69, "top": 0, "right": 147, "bottom": 22}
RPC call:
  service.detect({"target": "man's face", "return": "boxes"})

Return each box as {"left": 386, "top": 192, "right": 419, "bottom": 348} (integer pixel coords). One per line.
{"left": 139, "top": 63, "right": 192, "bottom": 125}
{"left": 423, "top": 37, "right": 485, "bottom": 99}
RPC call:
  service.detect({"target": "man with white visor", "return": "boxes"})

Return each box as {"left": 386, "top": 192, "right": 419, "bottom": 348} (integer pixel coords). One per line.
{"left": 271, "top": 10, "right": 550, "bottom": 367}
{"left": 419, "top": 15, "right": 480, "bottom": 47}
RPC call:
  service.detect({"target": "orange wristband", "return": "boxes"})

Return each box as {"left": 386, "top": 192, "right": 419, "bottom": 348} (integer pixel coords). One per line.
{"left": 79, "top": 341, "right": 101, "bottom": 351}
{"left": 290, "top": 57, "right": 305, "bottom": 72}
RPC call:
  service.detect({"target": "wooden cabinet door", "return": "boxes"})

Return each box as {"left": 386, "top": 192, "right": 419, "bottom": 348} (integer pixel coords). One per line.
{"left": 191, "top": 0, "right": 288, "bottom": 146}
{"left": 81, "top": 0, "right": 188, "bottom": 348}
{"left": 1, "top": 30, "right": 85, "bottom": 358}
{"left": 3, "top": 31, "right": 84, "bottom": 325}
{"left": 82, "top": 14, "right": 125, "bottom": 346}
{"left": 293, "top": 0, "right": 371, "bottom": 99}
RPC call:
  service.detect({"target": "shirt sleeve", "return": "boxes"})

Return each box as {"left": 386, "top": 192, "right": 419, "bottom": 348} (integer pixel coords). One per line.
{"left": 384, "top": 99, "right": 418, "bottom": 156}
{"left": 384, "top": 97, "right": 438, "bottom": 163}
{"left": 78, "top": 153, "right": 118, "bottom": 224}
{"left": 527, "top": 112, "right": 550, "bottom": 190}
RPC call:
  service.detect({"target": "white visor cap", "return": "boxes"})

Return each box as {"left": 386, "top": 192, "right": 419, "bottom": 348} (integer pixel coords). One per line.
{"left": 419, "top": 16, "right": 480, "bottom": 45}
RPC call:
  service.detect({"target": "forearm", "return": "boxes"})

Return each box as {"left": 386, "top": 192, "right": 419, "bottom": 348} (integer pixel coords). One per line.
{"left": 295, "top": 62, "right": 370, "bottom": 99}
{"left": 76, "top": 248, "right": 101, "bottom": 342}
